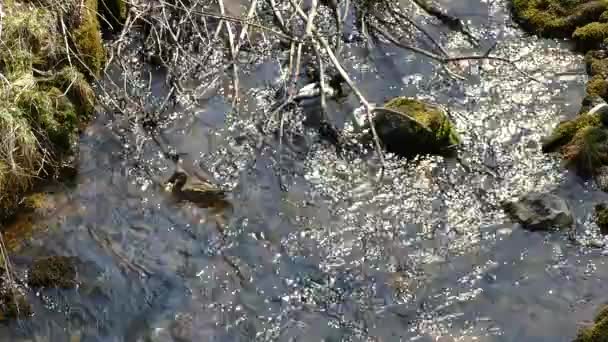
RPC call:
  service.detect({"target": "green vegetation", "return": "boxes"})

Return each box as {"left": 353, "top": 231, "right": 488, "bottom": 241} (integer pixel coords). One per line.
{"left": 373, "top": 97, "right": 460, "bottom": 157}
{"left": 575, "top": 305, "right": 608, "bottom": 342}
{"left": 562, "top": 126, "right": 608, "bottom": 176}
{"left": 28, "top": 256, "right": 77, "bottom": 288}
{"left": 0, "top": 0, "right": 102, "bottom": 220}
{"left": 512, "top": 0, "right": 608, "bottom": 48}
{"left": 542, "top": 113, "right": 600, "bottom": 153}
{"left": 595, "top": 203, "right": 608, "bottom": 234}
{"left": 73, "top": 0, "right": 106, "bottom": 77}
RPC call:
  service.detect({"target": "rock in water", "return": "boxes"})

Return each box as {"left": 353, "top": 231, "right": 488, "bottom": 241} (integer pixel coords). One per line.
{"left": 502, "top": 192, "right": 573, "bottom": 231}
{"left": 595, "top": 166, "right": 608, "bottom": 192}
{"left": 373, "top": 97, "right": 460, "bottom": 158}
{"left": 28, "top": 256, "right": 77, "bottom": 288}
{"left": 595, "top": 203, "right": 608, "bottom": 235}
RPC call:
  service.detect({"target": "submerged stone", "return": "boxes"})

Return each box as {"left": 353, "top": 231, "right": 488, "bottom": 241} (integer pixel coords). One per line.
{"left": 502, "top": 192, "right": 573, "bottom": 231}
{"left": 372, "top": 97, "right": 460, "bottom": 158}
{"left": 28, "top": 256, "right": 77, "bottom": 288}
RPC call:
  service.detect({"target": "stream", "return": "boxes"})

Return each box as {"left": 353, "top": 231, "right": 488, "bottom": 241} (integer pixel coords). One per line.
{"left": 2, "top": 0, "right": 608, "bottom": 341}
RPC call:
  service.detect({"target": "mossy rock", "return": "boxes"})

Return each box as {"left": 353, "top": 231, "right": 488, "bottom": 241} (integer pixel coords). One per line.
{"left": 574, "top": 21, "right": 608, "bottom": 45}
{"left": 0, "top": 290, "right": 32, "bottom": 321}
{"left": 575, "top": 305, "right": 608, "bottom": 341}
{"left": 582, "top": 50, "right": 608, "bottom": 108}
{"left": 28, "top": 256, "right": 77, "bottom": 288}
{"left": 562, "top": 125, "right": 608, "bottom": 176}
{"left": 541, "top": 112, "right": 601, "bottom": 153}
{"left": 373, "top": 97, "right": 460, "bottom": 158}
{"left": 512, "top": 0, "right": 608, "bottom": 49}
{"left": 595, "top": 203, "right": 608, "bottom": 234}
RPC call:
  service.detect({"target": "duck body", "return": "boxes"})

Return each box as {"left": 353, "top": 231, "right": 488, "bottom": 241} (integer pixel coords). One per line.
{"left": 166, "top": 171, "right": 227, "bottom": 208}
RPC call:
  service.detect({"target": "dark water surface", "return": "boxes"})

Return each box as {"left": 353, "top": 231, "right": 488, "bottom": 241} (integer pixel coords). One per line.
{"left": 3, "top": 0, "right": 608, "bottom": 341}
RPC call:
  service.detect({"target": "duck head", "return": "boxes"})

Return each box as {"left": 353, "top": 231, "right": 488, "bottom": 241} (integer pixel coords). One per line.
{"left": 166, "top": 171, "right": 188, "bottom": 191}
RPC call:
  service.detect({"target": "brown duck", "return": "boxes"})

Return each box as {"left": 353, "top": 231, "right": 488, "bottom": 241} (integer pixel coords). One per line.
{"left": 165, "top": 158, "right": 227, "bottom": 208}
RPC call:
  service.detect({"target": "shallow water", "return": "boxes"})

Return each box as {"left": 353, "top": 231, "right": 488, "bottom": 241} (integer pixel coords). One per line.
{"left": 3, "top": 0, "right": 608, "bottom": 341}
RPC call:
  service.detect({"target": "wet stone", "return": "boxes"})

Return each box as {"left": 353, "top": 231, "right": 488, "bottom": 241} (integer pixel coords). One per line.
{"left": 595, "top": 166, "right": 608, "bottom": 192}
{"left": 502, "top": 192, "right": 573, "bottom": 231}
{"left": 372, "top": 97, "right": 460, "bottom": 158}
{"left": 28, "top": 256, "right": 78, "bottom": 288}
{"left": 169, "top": 313, "right": 194, "bottom": 342}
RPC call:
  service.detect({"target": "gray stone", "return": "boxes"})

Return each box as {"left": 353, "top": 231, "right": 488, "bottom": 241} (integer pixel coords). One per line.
{"left": 503, "top": 192, "right": 573, "bottom": 231}
{"left": 595, "top": 166, "right": 608, "bottom": 192}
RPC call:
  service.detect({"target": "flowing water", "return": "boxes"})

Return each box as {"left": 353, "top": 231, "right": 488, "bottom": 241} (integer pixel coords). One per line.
{"left": 3, "top": 0, "right": 608, "bottom": 341}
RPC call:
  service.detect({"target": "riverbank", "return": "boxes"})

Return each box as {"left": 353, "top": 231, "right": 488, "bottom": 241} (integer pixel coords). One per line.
{"left": 511, "top": 0, "right": 608, "bottom": 340}
{"left": 0, "top": 0, "right": 126, "bottom": 319}
{"left": 0, "top": 0, "right": 128, "bottom": 221}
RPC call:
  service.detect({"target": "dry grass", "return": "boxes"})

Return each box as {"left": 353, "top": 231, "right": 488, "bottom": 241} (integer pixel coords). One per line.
{"left": 0, "top": 0, "right": 100, "bottom": 219}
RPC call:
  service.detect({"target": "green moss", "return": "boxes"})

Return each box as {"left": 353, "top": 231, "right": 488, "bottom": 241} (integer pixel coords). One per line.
{"left": 573, "top": 21, "right": 608, "bottom": 44}
{"left": 0, "top": 7, "right": 60, "bottom": 72}
{"left": 0, "top": 104, "right": 43, "bottom": 210}
{"left": 385, "top": 97, "right": 461, "bottom": 146}
{"left": 575, "top": 306, "right": 608, "bottom": 342}
{"left": 0, "top": 0, "right": 103, "bottom": 218}
{"left": 542, "top": 113, "right": 601, "bottom": 152}
{"left": 28, "top": 256, "right": 77, "bottom": 288}
{"left": 72, "top": 0, "right": 106, "bottom": 77}
{"left": 586, "top": 75, "right": 608, "bottom": 101}
{"left": 562, "top": 126, "right": 608, "bottom": 177}
{"left": 50, "top": 66, "right": 96, "bottom": 118}
{"left": 17, "top": 86, "right": 78, "bottom": 151}
{"left": 373, "top": 97, "right": 460, "bottom": 157}
{"left": 595, "top": 204, "right": 608, "bottom": 234}
{"left": 512, "top": 0, "right": 608, "bottom": 48}
{"left": 586, "top": 50, "right": 608, "bottom": 76}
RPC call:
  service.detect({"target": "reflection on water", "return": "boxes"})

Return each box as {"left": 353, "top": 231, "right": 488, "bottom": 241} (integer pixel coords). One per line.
{"left": 3, "top": 1, "right": 608, "bottom": 341}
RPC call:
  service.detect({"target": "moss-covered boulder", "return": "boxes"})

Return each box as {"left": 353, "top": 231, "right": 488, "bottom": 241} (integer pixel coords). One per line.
{"left": 540, "top": 107, "right": 608, "bottom": 177}
{"left": 583, "top": 50, "right": 608, "bottom": 107}
{"left": 575, "top": 305, "right": 608, "bottom": 341}
{"left": 0, "top": 289, "right": 32, "bottom": 321}
{"left": 373, "top": 97, "right": 460, "bottom": 158}
{"left": 28, "top": 256, "right": 77, "bottom": 288}
{"left": 595, "top": 203, "right": 608, "bottom": 234}
{"left": 512, "top": 0, "right": 608, "bottom": 49}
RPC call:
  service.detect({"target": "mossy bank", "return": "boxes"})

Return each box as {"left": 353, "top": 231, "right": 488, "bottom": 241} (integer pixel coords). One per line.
{"left": 512, "top": 1, "right": 608, "bottom": 340}
{"left": 512, "top": 1, "right": 608, "bottom": 179}
{"left": 0, "top": 0, "right": 126, "bottom": 221}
